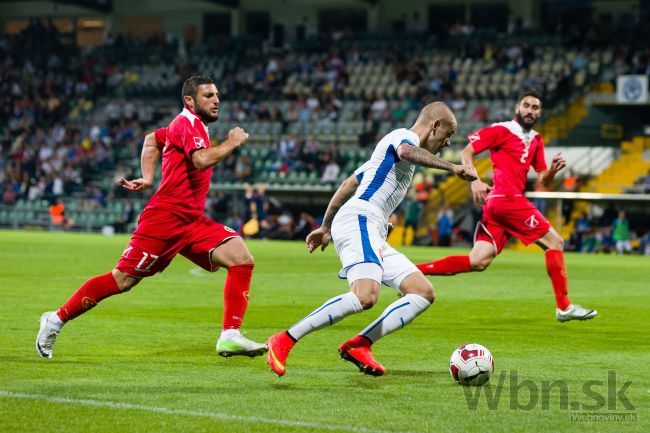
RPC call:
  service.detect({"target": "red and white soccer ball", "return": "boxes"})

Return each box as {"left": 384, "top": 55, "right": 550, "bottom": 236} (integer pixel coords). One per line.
{"left": 449, "top": 343, "right": 494, "bottom": 386}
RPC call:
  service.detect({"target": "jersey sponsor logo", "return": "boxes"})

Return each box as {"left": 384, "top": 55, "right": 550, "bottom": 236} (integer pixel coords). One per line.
{"left": 468, "top": 133, "right": 480, "bottom": 143}
{"left": 193, "top": 136, "right": 206, "bottom": 149}
{"left": 223, "top": 226, "right": 236, "bottom": 233}
{"left": 525, "top": 215, "right": 539, "bottom": 229}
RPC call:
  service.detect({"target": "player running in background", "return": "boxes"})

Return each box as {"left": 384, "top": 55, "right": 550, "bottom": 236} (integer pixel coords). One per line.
{"left": 267, "top": 102, "right": 477, "bottom": 377}
{"left": 36, "top": 75, "right": 267, "bottom": 359}
{"left": 416, "top": 89, "right": 597, "bottom": 322}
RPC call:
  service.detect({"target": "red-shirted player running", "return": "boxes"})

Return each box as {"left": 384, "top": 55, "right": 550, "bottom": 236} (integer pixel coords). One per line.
{"left": 36, "top": 76, "right": 267, "bottom": 358}
{"left": 416, "top": 89, "right": 597, "bottom": 322}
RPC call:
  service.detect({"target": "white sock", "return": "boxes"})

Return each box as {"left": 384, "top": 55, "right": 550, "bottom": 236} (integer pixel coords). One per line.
{"left": 220, "top": 328, "right": 240, "bottom": 340}
{"left": 288, "top": 292, "right": 363, "bottom": 341}
{"left": 360, "top": 294, "right": 431, "bottom": 343}
{"left": 50, "top": 312, "right": 64, "bottom": 331}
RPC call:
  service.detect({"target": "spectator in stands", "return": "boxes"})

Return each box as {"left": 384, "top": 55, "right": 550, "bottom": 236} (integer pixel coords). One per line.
{"left": 251, "top": 183, "right": 271, "bottom": 239}
{"left": 562, "top": 169, "right": 578, "bottom": 191}
{"left": 403, "top": 193, "right": 422, "bottom": 245}
{"left": 234, "top": 154, "right": 252, "bottom": 181}
{"left": 437, "top": 204, "right": 454, "bottom": 247}
{"left": 272, "top": 212, "right": 294, "bottom": 240}
{"left": 566, "top": 228, "right": 580, "bottom": 252}
{"left": 320, "top": 158, "right": 340, "bottom": 183}
{"left": 277, "top": 134, "right": 298, "bottom": 160}
{"left": 208, "top": 191, "right": 229, "bottom": 223}
{"left": 612, "top": 210, "right": 632, "bottom": 254}
{"left": 471, "top": 103, "right": 488, "bottom": 122}
{"left": 370, "top": 95, "right": 388, "bottom": 120}
{"left": 414, "top": 174, "right": 433, "bottom": 203}
{"left": 49, "top": 197, "right": 74, "bottom": 230}
{"left": 575, "top": 211, "right": 592, "bottom": 250}
{"left": 641, "top": 230, "right": 650, "bottom": 256}
{"left": 596, "top": 226, "right": 614, "bottom": 254}
{"left": 576, "top": 212, "right": 591, "bottom": 235}
{"left": 300, "top": 134, "right": 320, "bottom": 172}
{"left": 294, "top": 212, "right": 316, "bottom": 241}
{"left": 113, "top": 199, "right": 136, "bottom": 234}
{"left": 449, "top": 91, "right": 466, "bottom": 113}
{"left": 581, "top": 228, "right": 597, "bottom": 253}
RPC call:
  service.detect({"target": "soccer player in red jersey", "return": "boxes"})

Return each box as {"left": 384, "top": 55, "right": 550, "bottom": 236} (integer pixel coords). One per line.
{"left": 36, "top": 76, "right": 267, "bottom": 358}
{"left": 416, "top": 89, "right": 597, "bottom": 322}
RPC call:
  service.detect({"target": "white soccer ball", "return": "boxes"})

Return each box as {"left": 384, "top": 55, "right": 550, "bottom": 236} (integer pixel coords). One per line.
{"left": 449, "top": 343, "right": 494, "bottom": 386}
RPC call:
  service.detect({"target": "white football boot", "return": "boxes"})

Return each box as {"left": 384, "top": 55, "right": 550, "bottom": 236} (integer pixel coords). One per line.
{"left": 556, "top": 304, "right": 598, "bottom": 322}
{"left": 36, "top": 312, "right": 63, "bottom": 358}
{"left": 216, "top": 331, "right": 267, "bottom": 358}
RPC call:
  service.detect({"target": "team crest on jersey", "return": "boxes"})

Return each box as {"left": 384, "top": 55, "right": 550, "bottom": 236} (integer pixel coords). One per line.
{"left": 224, "top": 226, "right": 236, "bottom": 233}
{"left": 193, "top": 136, "right": 206, "bottom": 149}
{"left": 525, "top": 215, "right": 539, "bottom": 228}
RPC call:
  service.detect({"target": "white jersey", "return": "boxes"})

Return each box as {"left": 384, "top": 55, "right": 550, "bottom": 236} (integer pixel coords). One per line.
{"left": 349, "top": 128, "right": 420, "bottom": 222}
{"left": 330, "top": 127, "right": 421, "bottom": 287}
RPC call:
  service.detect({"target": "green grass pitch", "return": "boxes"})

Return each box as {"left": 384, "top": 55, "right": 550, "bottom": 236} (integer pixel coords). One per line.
{"left": 0, "top": 230, "right": 647, "bottom": 432}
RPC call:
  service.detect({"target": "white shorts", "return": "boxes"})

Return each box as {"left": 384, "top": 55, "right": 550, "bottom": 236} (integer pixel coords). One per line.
{"left": 331, "top": 206, "right": 419, "bottom": 291}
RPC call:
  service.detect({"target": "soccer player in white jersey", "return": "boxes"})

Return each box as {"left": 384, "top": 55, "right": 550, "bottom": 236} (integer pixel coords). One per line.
{"left": 266, "top": 102, "right": 477, "bottom": 376}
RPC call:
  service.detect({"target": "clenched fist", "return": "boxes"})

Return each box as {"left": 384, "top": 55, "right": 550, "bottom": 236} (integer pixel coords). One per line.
{"left": 229, "top": 127, "right": 249, "bottom": 146}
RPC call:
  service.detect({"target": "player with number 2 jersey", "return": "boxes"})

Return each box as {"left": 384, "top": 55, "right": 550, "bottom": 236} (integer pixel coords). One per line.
{"left": 416, "top": 89, "right": 597, "bottom": 323}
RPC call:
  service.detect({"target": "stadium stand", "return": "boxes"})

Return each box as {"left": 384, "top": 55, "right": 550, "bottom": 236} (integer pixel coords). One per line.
{"left": 1, "top": 12, "right": 648, "bottom": 251}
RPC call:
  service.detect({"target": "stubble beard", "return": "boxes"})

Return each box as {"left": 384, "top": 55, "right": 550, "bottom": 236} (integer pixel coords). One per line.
{"left": 516, "top": 113, "right": 537, "bottom": 131}
{"left": 196, "top": 105, "right": 219, "bottom": 123}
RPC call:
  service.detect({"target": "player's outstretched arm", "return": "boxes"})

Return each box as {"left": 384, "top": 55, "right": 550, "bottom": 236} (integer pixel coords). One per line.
{"left": 192, "top": 127, "right": 249, "bottom": 170}
{"left": 398, "top": 145, "right": 478, "bottom": 182}
{"left": 539, "top": 152, "right": 566, "bottom": 187}
{"left": 119, "top": 131, "right": 162, "bottom": 191}
{"left": 461, "top": 143, "right": 491, "bottom": 206}
{"left": 306, "top": 174, "right": 359, "bottom": 253}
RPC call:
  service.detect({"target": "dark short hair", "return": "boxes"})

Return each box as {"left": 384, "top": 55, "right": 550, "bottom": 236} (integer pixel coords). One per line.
{"left": 517, "top": 88, "right": 543, "bottom": 105}
{"left": 182, "top": 75, "right": 215, "bottom": 100}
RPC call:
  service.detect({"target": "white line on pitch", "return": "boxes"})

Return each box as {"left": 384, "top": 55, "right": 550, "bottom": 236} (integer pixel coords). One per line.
{"left": 0, "top": 391, "right": 409, "bottom": 433}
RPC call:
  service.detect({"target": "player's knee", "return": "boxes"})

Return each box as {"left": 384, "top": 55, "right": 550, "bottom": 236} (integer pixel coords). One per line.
{"left": 416, "top": 282, "right": 435, "bottom": 304}
{"left": 111, "top": 269, "right": 140, "bottom": 292}
{"left": 550, "top": 238, "right": 564, "bottom": 251}
{"left": 471, "top": 257, "right": 492, "bottom": 272}
{"left": 357, "top": 292, "right": 378, "bottom": 310}
{"left": 238, "top": 251, "right": 255, "bottom": 265}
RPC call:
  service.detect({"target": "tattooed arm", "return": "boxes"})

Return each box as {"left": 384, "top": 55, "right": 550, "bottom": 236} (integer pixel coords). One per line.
{"left": 398, "top": 145, "right": 477, "bottom": 181}
{"left": 306, "top": 174, "right": 359, "bottom": 253}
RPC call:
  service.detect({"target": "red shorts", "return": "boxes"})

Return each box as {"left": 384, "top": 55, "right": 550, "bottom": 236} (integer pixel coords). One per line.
{"left": 474, "top": 195, "right": 551, "bottom": 254}
{"left": 116, "top": 208, "right": 240, "bottom": 278}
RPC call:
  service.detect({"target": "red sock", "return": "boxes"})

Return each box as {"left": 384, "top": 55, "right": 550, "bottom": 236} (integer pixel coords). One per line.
{"left": 57, "top": 272, "right": 121, "bottom": 322}
{"left": 416, "top": 255, "right": 472, "bottom": 275}
{"left": 222, "top": 264, "right": 254, "bottom": 330}
{"left": 348, "top": 335, "right": 372, "bottom": 347}
{"left": 545, "top": 250, "right": 571, "bottom": 310}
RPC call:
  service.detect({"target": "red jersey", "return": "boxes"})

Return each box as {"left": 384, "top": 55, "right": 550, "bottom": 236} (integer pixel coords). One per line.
{"left": 469, "top": 119, "right": 547, "bottom": 197}
{"left": 146, "top": 107, "right": 211, "bottom": 220}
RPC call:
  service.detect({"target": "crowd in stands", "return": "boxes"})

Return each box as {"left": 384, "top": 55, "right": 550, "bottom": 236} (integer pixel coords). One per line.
{"left": 566, "top": 208, "right": 650, "bottom": 256}
{"left": 1, "top": 16, "right": 649, "bottom": 245}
